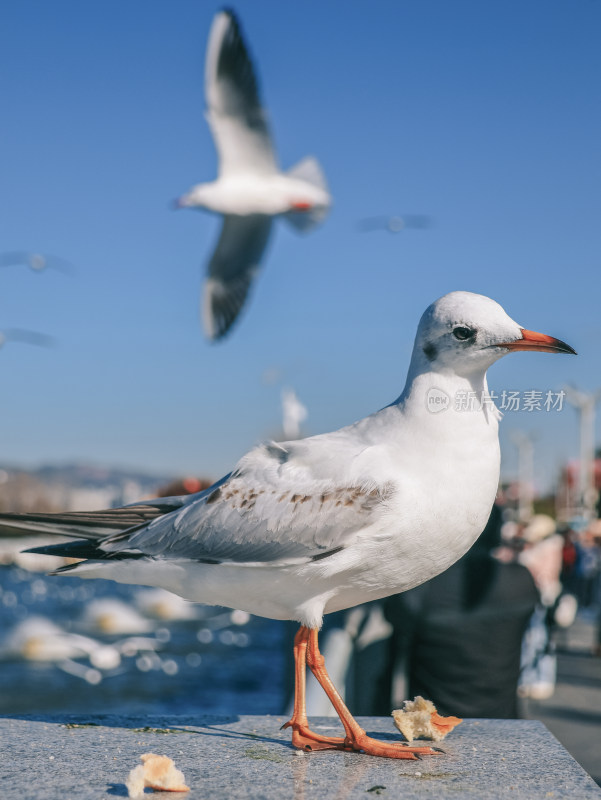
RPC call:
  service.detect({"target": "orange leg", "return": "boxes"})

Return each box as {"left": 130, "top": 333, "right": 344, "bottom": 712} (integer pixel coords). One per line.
{"left": 304, "top": 628, "right": 441, "bottom": 760}
{"left": 281, "top": 626, "right": 349, "bottom": 751}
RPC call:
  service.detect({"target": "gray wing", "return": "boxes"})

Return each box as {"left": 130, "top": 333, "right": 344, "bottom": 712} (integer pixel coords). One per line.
{"left": 205, "top": 10, "right": 277, "bottom": 177}
{"left": 104, "top": 442, "right": 394, "bottom": 565}
{"left": 203, "top": 214, "right": 272, "bottom": 340}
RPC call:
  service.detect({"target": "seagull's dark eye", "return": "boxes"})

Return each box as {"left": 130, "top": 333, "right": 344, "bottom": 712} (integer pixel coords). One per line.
{"left": 453, "top": 326, "right": 475, "bottom": 341}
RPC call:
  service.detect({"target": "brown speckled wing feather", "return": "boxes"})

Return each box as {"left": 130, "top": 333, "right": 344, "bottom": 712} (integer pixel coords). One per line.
{"left": 105, "top": 444, "right": 395, "bottom": 564}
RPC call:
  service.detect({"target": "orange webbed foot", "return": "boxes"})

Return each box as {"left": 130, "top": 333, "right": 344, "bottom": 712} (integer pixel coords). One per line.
{"left": 348, "top": 731, "right": 444, "bottom": 760}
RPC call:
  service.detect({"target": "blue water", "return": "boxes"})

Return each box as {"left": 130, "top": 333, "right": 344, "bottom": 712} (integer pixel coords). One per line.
{"left": 0, "top": 565, "right": 288, "bottom": 716}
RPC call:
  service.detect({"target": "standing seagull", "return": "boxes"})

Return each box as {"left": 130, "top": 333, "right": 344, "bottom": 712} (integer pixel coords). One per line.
{"left": 175, "top": 10, "right": 331, "bottom": 340}
{"left": 3, "top": 292, "right": 574, "bottom": 758}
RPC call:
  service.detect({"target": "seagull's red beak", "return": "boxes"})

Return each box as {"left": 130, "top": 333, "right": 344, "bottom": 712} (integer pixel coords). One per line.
{"left": 499, "top": 329, "right": 576, "bottom": 355}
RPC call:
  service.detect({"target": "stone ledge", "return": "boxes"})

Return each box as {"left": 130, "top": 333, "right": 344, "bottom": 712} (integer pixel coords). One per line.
{"left": 2, "top": 714, "right": 600, "bottom": 799}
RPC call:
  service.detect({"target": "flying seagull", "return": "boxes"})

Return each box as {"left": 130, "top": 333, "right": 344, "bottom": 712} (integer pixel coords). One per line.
{"left": 0, "top": 328, "right": 55, "bottom": 349}
{"left": 281, "top": 387, "right": 308, "bottom": 440}
{"left": 2, "top": 292, "right": 574, "bottom": 758}
{"left": 0, "top": 251, "right": 74, "bottom": 274}
{"left": 356, "top": 214, "right": 432, "bottom": 233}
{"left": 175, "top": 9, "right": 331, "bottom": 341}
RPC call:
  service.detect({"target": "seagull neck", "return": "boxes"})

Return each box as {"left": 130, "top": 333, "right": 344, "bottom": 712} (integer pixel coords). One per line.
{"left": 392, "top": 369, "right": 490, "bottom": 415}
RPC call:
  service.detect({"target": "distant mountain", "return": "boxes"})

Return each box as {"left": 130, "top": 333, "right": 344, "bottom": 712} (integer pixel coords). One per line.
{"left": 21, "top": 462, "right": 176, "bottom": 491}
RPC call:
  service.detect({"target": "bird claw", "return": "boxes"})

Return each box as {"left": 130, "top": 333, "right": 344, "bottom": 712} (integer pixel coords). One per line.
{"left": 282, "top": 718, "right": 349, "bottom": 751}
{"left": 283, "top": 720, "right": 444, "bottom": 759}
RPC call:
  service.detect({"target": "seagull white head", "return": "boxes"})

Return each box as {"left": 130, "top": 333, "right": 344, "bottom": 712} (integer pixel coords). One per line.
{"left": 410, "top": 291, "right": 575, "bottom": 379}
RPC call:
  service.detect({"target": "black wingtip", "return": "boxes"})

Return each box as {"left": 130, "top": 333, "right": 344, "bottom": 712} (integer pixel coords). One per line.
{"left": 23, "top": 545, "right": 50, "bottom": 555}
{"left": 23, "top": 540, "right": 103, "bottom": 559}
{"left": 219, "top": 7, "right": 238, "bottom": 23}
{"left": 48, "top": 563, "right": 82, "bottom": 575}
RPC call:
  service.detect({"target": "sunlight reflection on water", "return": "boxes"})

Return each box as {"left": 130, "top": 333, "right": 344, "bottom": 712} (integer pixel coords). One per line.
{"left": 0, "top": 565, "right": 286, "bottom": 715}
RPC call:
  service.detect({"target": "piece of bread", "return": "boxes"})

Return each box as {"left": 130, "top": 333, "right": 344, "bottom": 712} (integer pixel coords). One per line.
{"left": 126, "top": 753, "right": 190, "bottom": 798}
{"left": 391, "top": 696, "right": 462, "bottom": 742}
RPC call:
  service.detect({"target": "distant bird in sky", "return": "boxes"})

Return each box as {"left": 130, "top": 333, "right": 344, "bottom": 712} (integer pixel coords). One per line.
{"left": 175, "top": 9, "right": 331, "bottom": 341}
{"left": 0, "top": 329, "right": 54, "bottom": 350}
{"left": 2, "top": 291, "right": 575, "bottom": 758}
{"left": 0, "top": 251, "right": 74, "bottom": 274}
{"left": 356, "top": 214, "right": 432, "bottom": 233}
{"left": 281, "top": 387, "right": 308, "bottom": 440}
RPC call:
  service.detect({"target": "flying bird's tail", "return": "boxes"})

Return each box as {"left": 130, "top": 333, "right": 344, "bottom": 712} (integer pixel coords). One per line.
{"left": 284, "top": 156, "right": 330, "bottom": 232}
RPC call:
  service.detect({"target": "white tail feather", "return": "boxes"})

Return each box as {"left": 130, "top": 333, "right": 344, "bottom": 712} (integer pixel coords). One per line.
{"left": 284, "top": 156, "right": 330, "bottom": 233}
{"left": 287, "top": 156, "right": 328, "bottom": 192}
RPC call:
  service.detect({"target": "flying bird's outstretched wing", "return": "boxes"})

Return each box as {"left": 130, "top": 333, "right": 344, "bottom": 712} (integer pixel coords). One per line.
{"left": 203, "top": 213, "right": 272, "bottom": 340}
{"left": 205, "top": 10, "right": 277, "bottom": 177}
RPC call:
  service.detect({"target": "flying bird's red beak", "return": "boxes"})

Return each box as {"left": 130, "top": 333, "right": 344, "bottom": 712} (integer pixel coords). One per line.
{"left": 499, "top": 329, "right": 576, "bottom": 355}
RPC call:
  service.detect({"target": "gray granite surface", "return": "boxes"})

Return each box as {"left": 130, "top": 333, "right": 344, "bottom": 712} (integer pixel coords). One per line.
{"left": 2, "top": 714, "right": 600, "bottom": 799}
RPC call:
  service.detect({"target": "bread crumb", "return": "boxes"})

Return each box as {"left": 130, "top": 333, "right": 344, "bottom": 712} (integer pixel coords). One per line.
{"left": 125, "top": 753, "right": 190, "bottom": 798}
{"left": 391, "top": 696, "right": 462, "bottom": 742}
{"left": 126, "top": 764, "right": 145, "bottom": 798}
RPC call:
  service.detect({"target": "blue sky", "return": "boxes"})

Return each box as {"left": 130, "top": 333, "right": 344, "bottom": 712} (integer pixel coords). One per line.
{"left": 1, "top": 0, "right": 599, "bottom": 493}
